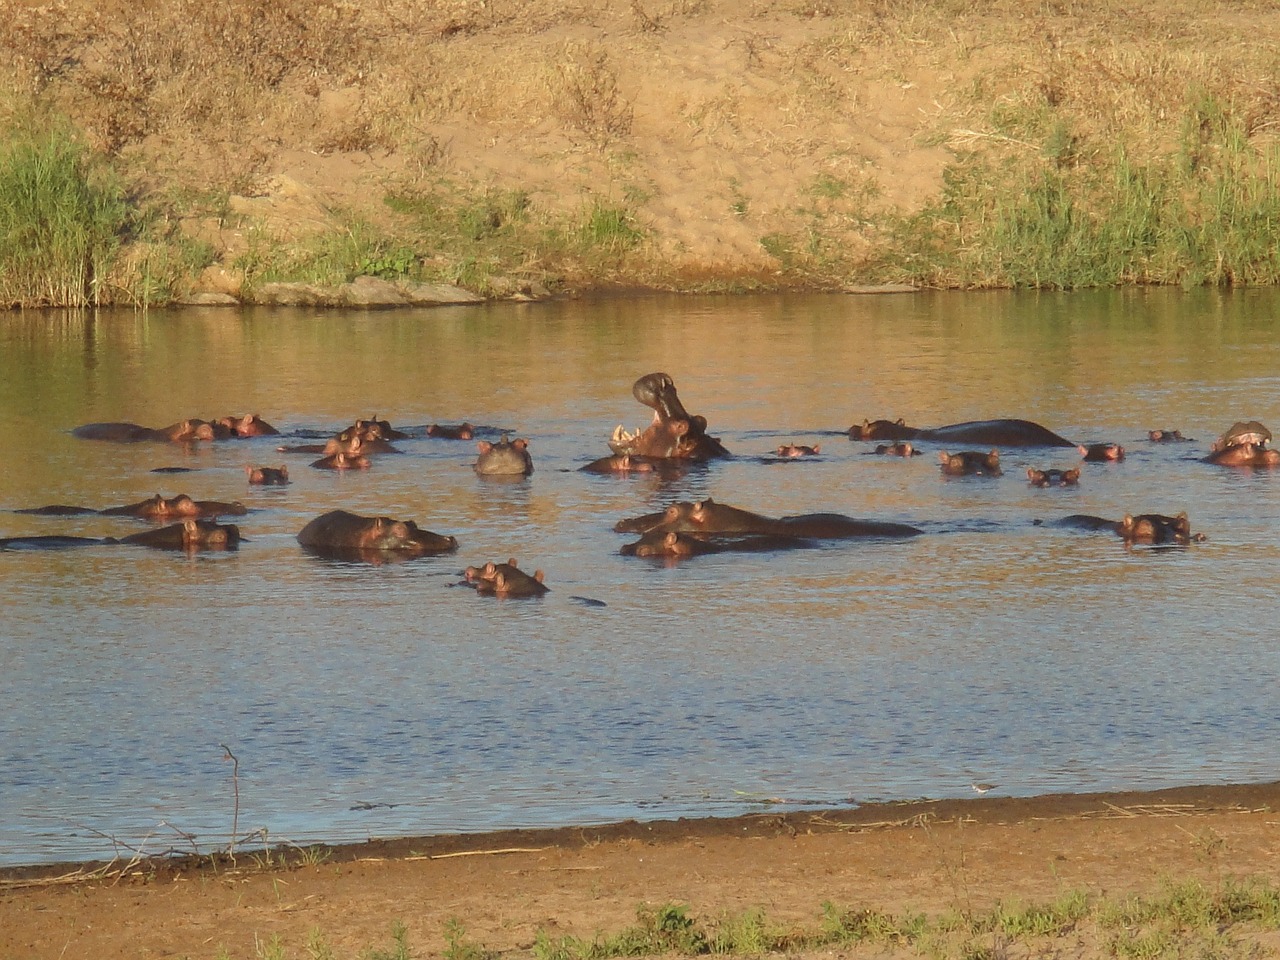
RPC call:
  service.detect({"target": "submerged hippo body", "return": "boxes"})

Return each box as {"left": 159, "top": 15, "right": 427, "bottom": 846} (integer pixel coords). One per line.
{"left": 426, "top": 422, "right": 475, "bottom": 440}
{"left": 850, "top": 418, "right": 1074, "bottom": 447}
{"left": 246, "top": 465, "right": 290, "bottom": 485}
{"left": 609, "top": 373, "right": 730, "bottom": 461}
{"left": 1206, "top": 443, "right": 1280, "bottom": 467}
{"left": 580, "top": 454, "right": 660, "bottom": 474}
{"left": 874, "top": 442, "right": 918, "bottom": 457}
{"left": 120, "top": 519, "right": 242, "bottom": 550}
{"left": 464, "top": 558, "right": 549, "bottom": 597}
{"left": 620, "top": 529, "right": 818, "bottom": 558}
{"left": 217, "top": 414, "right": 279, "bottom": 437}
{"left": 73, "top": 419, "right": 216, "bottom": 443}
{"left": 1027, "top": 467, "right": 1081, "bottom": 487}
{"left": 297, "top": 510, "right": 458, "bottom": 557}
{"left": 1079, "top": 443, "right": 1125, "bottom": 462}
{"left": 615, "top": 498, "right": 922, "bottom": 539}
{"left": 775, "top": 443, "right": 820, "bottom": 458}
{"left": 474, "top": 435, "right": 534, "bottom": 476}
{"left": 0, "top": 519, "right": 240, "bottom": 551}
{"left": 99, "top": 494, "right": 247, "bottom": 518}
{"left": 18, "top": 494, "right": 247, "bottom": 519}
{"left": 1055, "top": 512, "right": 1201, "bottom": 544}
{"left": 939, "top": 450, "right": 1002, "bottom": 476}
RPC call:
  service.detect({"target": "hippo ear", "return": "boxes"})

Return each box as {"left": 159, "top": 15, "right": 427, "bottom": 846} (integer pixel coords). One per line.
{"left": 533, "top": 570, "right": 545, "bottom": 583}
{"left": 664, "top": 532, "right": 678, "bottom": 547}
{"left": 279, "top": 466, "right": 288, "bottom": 477}
{"left": 507, "top": 557, "right": 519, "bottom": 567}
{"left": 477, "top": 441, "right": 493, "bottom": 453}
{"left": 938, "top": 452, "right": 949, "bottom": 463}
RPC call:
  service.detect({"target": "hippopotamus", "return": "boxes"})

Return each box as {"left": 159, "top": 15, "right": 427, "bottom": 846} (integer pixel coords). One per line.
{"left": 619, "top": 529, "right": 818, "bottom": 558}
{"left": 474, "top": 435, "right": 533, "bottom": 476}
{"left": 17, "top": 493, "right": 247, "bottom": 518}
{"left": 1054, "top": 512, "right": 1202, "bottom": 544}
{"left": 614, "top": 498, "right": 922, "bottom": 539}
{"left": 297, "top": 510, "right": 458, "bottom": 558}
{"left": 849, "top": 417, "right": 1075, "bottom": 447}
{"left": 332, "top": 416, "right": 409, "bottom": 442}
{"left": 1079, "top": 443, "right": 1124, "bottom": 462}
{"left": 1148, "top": 429, "right": 1191, "bottom": 443}
{"left": 1207, "top": 443, "right": 1280, "bottom": 467}
{"left": 216, "top": 414, "right": 279, "bottom": 437}
{"left": 775, "top": 443, "right": 820, "bottom": 458}
{"left": 73, "top": 416, "right": 278, "bottom": 442}
{"left": 939, "top": 450, "right": 1002, "bottom": 476}
{"left": 426, "top": 422, "right": 475, "bottom": 440}
{"left": 73, "top": 419, "right": 218, "bottom": 443}
{"left": 1213, "top": 420, "right": 1271, "bottom": 451}
{"left": 608, "top": 373, "right": 730, "bottom": 461}
{"left": 463, "top": 558, "right": 549, "bottom": 597}
{"left": 281, "top": 419, "right": 407, "bottom": 456}
{"left": 246, "top": 465, "right": 290, "bottom": 485}
{"left": 2, "top": 519, "right": 243, "bottom": 551}
{"left": 121, "top": 519, "right": 242, "bottom": 550}
{"left": 873, "top": 441, "right": 918, "bottom": 457}
{"left": 580, "top": 454, "right": 659, "bottom": 474}
{"left": 311, "top": 451, "right": 372, "bottom": 470}
{"left": 1027, "top": 467, "right": 1080, "bottom": 487}
{"left": 1205, "top": 421, "right": 1280, "bottom": 466}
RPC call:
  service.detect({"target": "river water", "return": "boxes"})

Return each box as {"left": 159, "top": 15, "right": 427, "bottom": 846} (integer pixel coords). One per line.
{"left": 1, "top": 288, "right": 1278, "bottom": 866}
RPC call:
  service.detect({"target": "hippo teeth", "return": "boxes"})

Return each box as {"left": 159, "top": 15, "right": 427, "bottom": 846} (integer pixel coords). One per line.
{"left": 611, "top": 424, "right": 637, "bottom": 445}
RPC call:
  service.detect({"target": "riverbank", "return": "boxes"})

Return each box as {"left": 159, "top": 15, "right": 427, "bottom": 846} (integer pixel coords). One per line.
{"left": 4, "top": 782, "right": 1280, "bottom": 959}
{"left": 3, "top": 1, "right": 1280, "bottom": 306}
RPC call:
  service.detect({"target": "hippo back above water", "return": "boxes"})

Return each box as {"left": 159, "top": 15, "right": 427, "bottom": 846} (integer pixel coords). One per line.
{"left": 297, "top": 510, "right": 458, "bottom": 558}
{"left": 850, "top": 417, "right": 1075, "bottom": 447}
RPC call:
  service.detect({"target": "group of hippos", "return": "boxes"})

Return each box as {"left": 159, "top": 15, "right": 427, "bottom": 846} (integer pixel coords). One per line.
{"left": 4, "top": 372, "right": 1275, "bottom": 595}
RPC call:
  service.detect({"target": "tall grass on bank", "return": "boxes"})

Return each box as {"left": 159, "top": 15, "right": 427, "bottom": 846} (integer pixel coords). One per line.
{"left": 874, "top": 95, "right": 1280, "bottom": 290}
{"left": 0, "top": 120, "right": 127, "bottom": 307}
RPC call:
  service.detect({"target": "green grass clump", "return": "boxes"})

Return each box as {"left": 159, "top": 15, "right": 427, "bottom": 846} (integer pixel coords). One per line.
{"left": 868, "top": 93, "right": 1280, "bottom": 290}
{"left": 0, "top": 115, "right": 128, "bottom": 307}
{"left": 204, "top": 879, "right": 1280, "bottom": 959}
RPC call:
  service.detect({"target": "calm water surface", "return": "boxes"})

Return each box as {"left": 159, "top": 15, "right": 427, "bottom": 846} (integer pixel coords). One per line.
{"left": 2, "top": 289, "right": 1279, "bottom": 866}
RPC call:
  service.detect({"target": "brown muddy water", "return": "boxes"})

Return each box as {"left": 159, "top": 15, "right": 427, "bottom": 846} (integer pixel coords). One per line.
{"left": 2, "top": 288, "right": 1278, "bottom": 866}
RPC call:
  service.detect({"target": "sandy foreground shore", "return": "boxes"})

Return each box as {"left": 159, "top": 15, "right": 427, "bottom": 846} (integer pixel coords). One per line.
{"left": 4, "top": 782, "right": 1280, "bottom": 958}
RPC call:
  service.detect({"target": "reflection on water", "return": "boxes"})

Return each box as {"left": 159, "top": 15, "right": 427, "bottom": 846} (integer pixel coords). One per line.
{"left": 2, "top": 289, "right": 1280, "bottom": 865}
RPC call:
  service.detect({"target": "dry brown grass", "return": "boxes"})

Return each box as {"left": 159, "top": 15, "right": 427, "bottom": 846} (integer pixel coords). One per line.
{"left": 3, "top": 0, "right": 1280, "bottom": 299}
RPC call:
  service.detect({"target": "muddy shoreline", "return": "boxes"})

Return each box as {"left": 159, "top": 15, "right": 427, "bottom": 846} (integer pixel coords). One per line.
{"left": 5, "top": 779, "right": 1276, "bottom": 884}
